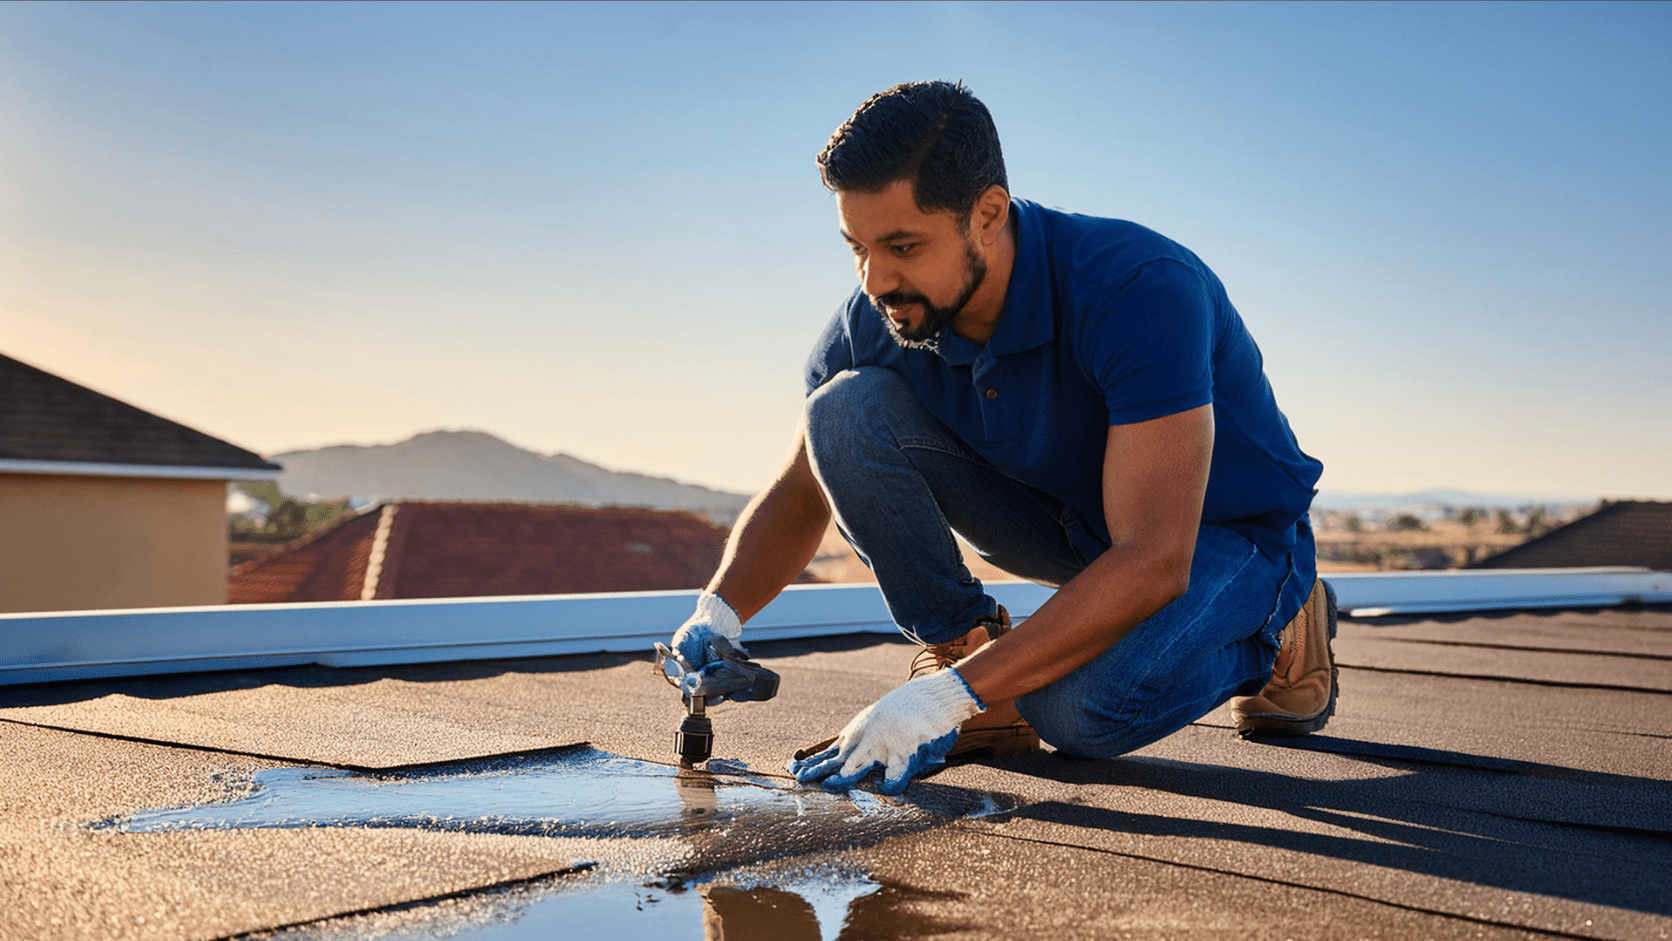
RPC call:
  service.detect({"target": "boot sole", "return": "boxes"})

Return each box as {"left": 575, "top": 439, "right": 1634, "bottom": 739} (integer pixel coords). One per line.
{"left": 949, "top": 724, "right": 1041, "bottom": 757}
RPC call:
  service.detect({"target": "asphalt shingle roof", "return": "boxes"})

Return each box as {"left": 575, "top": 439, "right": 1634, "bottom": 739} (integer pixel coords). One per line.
{"left": 1472, "top": 500, "right": 1672, "bottom": 571}
{"left": 0, "top": 352, "right": 280, "bottom": 472}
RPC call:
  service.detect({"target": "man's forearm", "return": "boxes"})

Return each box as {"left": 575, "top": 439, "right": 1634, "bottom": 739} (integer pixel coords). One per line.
{"left": 705, "top": 440, "right": 831, "bottom": 622}
{"left": 955, "top": 542, "right": 1192, "bottom": 705}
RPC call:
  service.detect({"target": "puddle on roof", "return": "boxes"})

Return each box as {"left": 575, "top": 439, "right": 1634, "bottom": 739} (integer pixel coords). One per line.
{"left": 256, "top": 865, "right": 966, "bottom": 941}
{"left": 100, "top": 747, "right": 1009, "bottom": 939}
{"left": 104, "top": 747, "right": 1009, "bottom": 851}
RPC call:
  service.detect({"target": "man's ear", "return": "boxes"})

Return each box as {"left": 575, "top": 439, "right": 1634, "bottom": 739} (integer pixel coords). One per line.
{"left": 973, "top": 184, "right": 1010, "bottom": 245}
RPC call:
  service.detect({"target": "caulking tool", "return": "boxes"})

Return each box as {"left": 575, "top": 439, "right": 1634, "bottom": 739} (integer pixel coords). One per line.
{"left": 654, "top": 636, "right": 780, "bottom": 768}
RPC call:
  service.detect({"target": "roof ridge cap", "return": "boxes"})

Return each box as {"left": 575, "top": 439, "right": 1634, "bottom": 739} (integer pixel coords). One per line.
{"left": 359, "top": 504, "right": 401, "bottom": 601}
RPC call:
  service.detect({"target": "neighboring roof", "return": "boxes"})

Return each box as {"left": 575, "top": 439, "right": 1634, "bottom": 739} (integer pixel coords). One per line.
{"left": 0, "top": 351, "right": 280, "bottom": 477}
{"left": 1472, "top": 500, "right": 1672, "bottom": 570}
{"left": 229, "top": 501, "right": 745, "bottom": 603}
{"left": 229, "top": 508, "right": 384, "bottom": 604}
{"left": 1, "top": 602, "right": 1669, "bottom": 939}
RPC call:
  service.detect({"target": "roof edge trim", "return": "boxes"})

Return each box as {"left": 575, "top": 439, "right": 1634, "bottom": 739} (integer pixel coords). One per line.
{"left": 0, "top": 458, "right": 280, "bottom": 481}
{"left": 2, "top": 571, "right": 1669, "bottom": 687}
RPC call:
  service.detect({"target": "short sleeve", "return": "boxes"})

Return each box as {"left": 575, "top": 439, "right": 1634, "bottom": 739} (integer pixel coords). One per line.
{"left": 1080, "top": 260, "right": 1216, "bottom": 425}
{"left": 805, "top": 299, "right": 857, "bottom": 395}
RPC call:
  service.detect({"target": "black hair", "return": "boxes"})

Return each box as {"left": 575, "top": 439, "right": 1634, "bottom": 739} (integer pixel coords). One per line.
{"left": 817, "top": 80, "right": 1008, "bottom": 224}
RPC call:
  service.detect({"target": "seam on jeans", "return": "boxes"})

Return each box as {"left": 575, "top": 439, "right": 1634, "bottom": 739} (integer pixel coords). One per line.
{"left": 1234, "top": 561, "right": 1292, "bottom": 694}
{"left": 1259, "top": 553, "right": 1298, "bottom": 640}
{"left": 896, "top": 434, "right": 985, "bottom": 463}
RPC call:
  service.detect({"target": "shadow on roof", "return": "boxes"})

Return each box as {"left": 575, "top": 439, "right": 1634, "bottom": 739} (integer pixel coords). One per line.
{"left": 0, "top": 651, "right": 641, "bottom": 708}
{"left": 996, "top": 741, "right": 1672, "bottom": 917}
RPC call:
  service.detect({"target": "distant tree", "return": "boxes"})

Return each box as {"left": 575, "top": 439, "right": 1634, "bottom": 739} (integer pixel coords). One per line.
{"left": 1496, "top": 508, "right": 1519, "bottom": 534}
{"left": 1458, "top": 507, "right": 1481, "bottom": 526}
{"left": 270, "top": 499, "right": 310, "bottom": 541}
{"left": 303, "top": 499, "right": 351, "bottom": 530}
{"left": 1344, "top": 513, "right": 1363, "bottom": 533}
{"left": 1389, "top": 513, "right": 1426, "bottom": 532}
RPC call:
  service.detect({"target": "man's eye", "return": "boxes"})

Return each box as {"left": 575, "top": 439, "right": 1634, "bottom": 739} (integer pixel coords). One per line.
{"left": 891, "top": 243, "right": 916, "bottom": 256}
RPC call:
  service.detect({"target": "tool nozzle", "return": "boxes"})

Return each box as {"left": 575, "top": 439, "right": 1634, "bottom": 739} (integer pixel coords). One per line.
{"left": 675, "top": 712, "right": 714, "bottom": 768}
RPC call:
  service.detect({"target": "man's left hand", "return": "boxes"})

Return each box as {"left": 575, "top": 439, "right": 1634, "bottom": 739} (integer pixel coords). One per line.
{"left": 788, "top": 668, "right": 983, "bottom": 795}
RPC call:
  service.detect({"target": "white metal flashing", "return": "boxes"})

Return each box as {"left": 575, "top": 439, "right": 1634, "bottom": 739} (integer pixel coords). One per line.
{"left": 1325, "top": 567, "right": 1672, "bottom": 616}
{"left": 0, "top": 458, "right": 279, "bottom": 481}
{"left": 1, "top": 569, "right": 1668, "bottom": 687}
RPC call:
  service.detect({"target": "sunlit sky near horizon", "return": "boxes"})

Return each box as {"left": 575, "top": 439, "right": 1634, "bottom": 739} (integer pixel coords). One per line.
{"left": 3, "top": 1, "right": 1668, "bottom": 500}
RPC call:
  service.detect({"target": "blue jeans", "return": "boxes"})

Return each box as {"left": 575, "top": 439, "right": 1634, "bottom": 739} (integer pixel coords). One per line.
{"left": 804, "top": 368, "right": 1315, "bottom": 759}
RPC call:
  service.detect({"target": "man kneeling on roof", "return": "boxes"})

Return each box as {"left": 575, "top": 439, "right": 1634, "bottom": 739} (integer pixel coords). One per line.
{"left": 667, "top": 81, "right": 1333, "bottom": 795}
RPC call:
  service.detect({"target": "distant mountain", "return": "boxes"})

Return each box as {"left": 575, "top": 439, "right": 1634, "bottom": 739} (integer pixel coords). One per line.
{"left": 268, "top": 430, "right": 752, "bottom": 523}
{"left": 1312, "top": 488, "right": 1593, "bottom": 512}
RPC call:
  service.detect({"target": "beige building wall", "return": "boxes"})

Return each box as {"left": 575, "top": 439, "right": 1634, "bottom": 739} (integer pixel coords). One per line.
{"left": 0, "top": 473, "right": 229, "bottom": 613}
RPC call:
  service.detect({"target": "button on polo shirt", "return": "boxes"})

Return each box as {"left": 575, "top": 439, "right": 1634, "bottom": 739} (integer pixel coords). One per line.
{"left": 805, "top": 198, "right": 1322, "bottom": 557}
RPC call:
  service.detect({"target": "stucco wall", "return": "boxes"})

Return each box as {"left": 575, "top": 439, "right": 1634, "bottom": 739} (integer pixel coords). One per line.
{"left": 0, "top": 473, "right": 229, "bottom": 613}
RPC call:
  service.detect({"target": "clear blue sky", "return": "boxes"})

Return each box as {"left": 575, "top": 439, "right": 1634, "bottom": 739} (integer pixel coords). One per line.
{"left": 2, "top": 1, "right": 1667, "bottom": 499}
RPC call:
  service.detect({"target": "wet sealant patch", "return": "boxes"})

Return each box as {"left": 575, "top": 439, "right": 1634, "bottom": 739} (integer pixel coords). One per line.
{"left": 99, "top": 747, "right": 1008, "bottom": 940}
{"left": 108, "top": 748, "right": 910, "bottom": 838}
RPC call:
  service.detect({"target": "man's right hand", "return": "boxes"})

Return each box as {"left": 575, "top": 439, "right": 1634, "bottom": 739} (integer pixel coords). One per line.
{"left": 671, "top": 591, "right": 745, "bottom": 674}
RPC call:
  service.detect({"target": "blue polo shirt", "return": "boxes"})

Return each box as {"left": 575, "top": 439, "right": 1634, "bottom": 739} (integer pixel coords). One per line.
{"left": 804, "top": 198, "right": 1322, "bottom": 558}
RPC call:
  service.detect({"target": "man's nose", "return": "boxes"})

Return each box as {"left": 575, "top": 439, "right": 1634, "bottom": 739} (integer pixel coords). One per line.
{"left": 859, "top": 254, "right": 899, "bottom": 299}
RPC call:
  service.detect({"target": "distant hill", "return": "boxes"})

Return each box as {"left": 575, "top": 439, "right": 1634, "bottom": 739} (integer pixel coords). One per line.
{"left": 268, "top": 430, "right": 752, "bottom": 523}
{"left": 1313, "top": 488, "right": 1592, "bottom": 512}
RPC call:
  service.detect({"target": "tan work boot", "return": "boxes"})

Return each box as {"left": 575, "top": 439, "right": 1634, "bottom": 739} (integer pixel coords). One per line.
{"left": 1231, "top": 578, "right": 1338, "bottom": 737}
{"left": 910, "top": 606, "right": 1041, "bottom": 757}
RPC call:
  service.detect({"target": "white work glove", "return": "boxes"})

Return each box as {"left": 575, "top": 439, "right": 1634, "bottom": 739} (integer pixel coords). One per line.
{"left": 669, "top": 591, "right": 743, "bottom": 674}
{"left": 787, "top": 668, "right": 983, "bottom": 796}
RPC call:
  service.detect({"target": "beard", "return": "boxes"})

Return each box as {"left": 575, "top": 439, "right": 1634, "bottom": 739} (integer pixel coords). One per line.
{"left": 871, "top": 240, "right": 987, "bottom": 352}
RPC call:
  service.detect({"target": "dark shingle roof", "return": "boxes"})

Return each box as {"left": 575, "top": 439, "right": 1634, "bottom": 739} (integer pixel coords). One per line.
{"left": 0, "top": 352, "right": 279, "bottom": 473}
{"left": 229, "top": 501, "right": 752, "bottom": 603}
{"left": 1471, "top": 500, "right": 1672, "bottom": 570}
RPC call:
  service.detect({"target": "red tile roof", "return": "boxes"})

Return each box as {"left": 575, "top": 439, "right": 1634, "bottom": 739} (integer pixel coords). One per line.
{"left": 1471, "top": 500, "right": 1672, "bottom": 571}
{"left": 228, "top": 510, "right": 381, "bottom": 603}
{"left": 229, "top": 501, "right": 753, "bottom": 603}
{"left": 0, "top": 352, "right": 280, "bottom": 472}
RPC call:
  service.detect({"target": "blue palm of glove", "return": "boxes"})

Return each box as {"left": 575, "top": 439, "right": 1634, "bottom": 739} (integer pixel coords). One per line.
{"left": 791, "top": 727, "right": 960, "bottom": 796}
{"left": 787, "top": 668, "right": 982, "bottom": 796}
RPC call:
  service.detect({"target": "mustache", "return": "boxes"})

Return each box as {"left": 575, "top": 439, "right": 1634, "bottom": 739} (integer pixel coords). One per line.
{"left": 873, "top": 290, "right": 930, "bottom": 310}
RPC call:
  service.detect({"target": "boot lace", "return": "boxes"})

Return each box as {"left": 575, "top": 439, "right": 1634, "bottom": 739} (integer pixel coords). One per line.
{"left": 908, "top": 610, "right": 1011, "bottom": 680}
